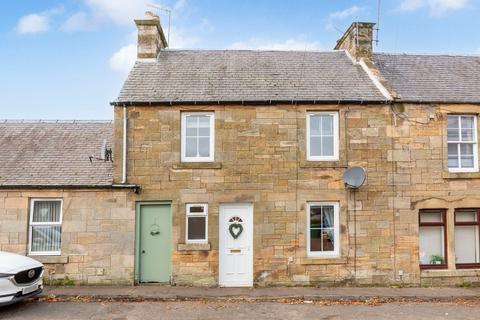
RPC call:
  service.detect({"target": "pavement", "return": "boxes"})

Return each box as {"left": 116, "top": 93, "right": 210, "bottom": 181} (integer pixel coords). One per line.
{"left": 39, "top": 285, "right": 480, "bottom": 303}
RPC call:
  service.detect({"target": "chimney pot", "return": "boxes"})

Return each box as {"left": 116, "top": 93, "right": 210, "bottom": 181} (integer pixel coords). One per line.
{"left": 334, "top": 22, "right": 375, "bottom": 61}
{"left": 135, "top": 11, "right": 168, "bottom": 59}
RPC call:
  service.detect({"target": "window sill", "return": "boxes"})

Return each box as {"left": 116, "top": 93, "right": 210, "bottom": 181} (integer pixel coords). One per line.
{"left": 300, "top": 161, "right": 347, "bottom": 169}
{"left": 456, "top": 263, "right": 480, "bottom": 269}
{"left": 173, "top": 162, "right": 222, "bottom": 169}
{"left": 421, "top": 268, "right": 480, "bottom": 277}
{"left": 300, "top": 257, "right": 347, "bottom": 265}
{"left": 442, "top": 171, "right": 480, "bottom": 179}
{"left": 28, "top": 255, "right": 68, "bottom": 264}
{"left": 177, "top": 243, "right": 211, "bottom": 251}
{"left": 419, "top": 264, "right": 448, "bottom": 270}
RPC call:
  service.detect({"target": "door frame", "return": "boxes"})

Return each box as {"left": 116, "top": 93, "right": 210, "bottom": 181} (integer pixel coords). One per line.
{"left": 134, "top": 201, "right": 172, "bottom": 284}
{"left": 219, "top": 203, "right": 254, "bottom": 287}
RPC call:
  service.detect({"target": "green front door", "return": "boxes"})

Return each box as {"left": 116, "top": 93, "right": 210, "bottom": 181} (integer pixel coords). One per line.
{"left": 138, "top": 204, "right": 171, "bottom": 283}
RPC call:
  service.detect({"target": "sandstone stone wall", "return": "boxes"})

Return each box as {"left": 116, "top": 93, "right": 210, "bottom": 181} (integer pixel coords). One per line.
{"left": 0, "top": 189, "right": 136, "bottom": 285}
{"left": 389, "top": 103, "right": 480, "bottom": 286}
{"left": 113, "top": 104, "right": 394, "bottom": 286}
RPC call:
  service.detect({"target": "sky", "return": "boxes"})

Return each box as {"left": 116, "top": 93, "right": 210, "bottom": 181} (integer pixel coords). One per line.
{"left": 0, "top": 0, "right": 479, "bottom": 120}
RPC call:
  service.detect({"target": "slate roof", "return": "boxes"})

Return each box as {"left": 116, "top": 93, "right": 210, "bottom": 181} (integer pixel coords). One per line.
{"left": 115, "top": 50, "right": 388, "bottom": 104}
{"left": 373, "top": 53, "right": 480, "bottom": 103}
{"left": 0, "top": 121, "right": 113, "bottom": 187}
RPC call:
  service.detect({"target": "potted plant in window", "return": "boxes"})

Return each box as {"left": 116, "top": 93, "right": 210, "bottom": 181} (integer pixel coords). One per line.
{"left": 430, "top": 255, "right": 444, "bottom": 265}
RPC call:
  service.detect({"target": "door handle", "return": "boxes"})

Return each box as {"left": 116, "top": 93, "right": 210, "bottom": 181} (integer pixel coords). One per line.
{"left": 142, "top": 250, "right": 146, "bottom": 254}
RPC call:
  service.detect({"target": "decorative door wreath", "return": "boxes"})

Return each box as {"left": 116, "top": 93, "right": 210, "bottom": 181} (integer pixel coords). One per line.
{"left": 228, "top": 216, "right": 244, "bottom": 239}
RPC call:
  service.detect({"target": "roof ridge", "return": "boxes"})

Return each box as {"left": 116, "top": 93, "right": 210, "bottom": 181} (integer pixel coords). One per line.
{"left": 374, "top": 52, "right": 480, "bottom": 58}
{"left": 161, "top": 49, "right": 341, "bottom": 54}
{"left": 0, "top": 119, "right": 113, "bottom": 124}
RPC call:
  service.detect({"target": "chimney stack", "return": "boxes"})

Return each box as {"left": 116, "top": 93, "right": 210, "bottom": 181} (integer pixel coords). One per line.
{"left": 334, "top": 22, "right": 375, "bottom": 61}
{"left": 135, "top": 11, "right": 168, "bottom": 59}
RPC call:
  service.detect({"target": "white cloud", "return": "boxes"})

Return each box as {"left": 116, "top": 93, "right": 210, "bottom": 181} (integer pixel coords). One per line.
{"left": 17, "top": 14, "right": 50, "bottom": 34}
{"left": 60, "top": 12, "right": 95, "bottom": 32}
{"left": 229, "top": 37, "right": 322, "bottom": 51}
{"left": 16, "top": 6, "right": 63, "bottom": 34}
{"left": 84, "top": 0, "right": 150, "bottom": 26}
{"left": 325, "top": 6, "right": 364, "bottom": 30}
{"left": 398, "top": 0, "right": 469, "bottom": 16}
{"left": 109, "top": 44, "right": 137, "bottom": 75}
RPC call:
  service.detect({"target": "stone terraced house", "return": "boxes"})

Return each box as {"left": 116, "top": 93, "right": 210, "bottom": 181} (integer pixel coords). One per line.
{"left": 1, "top": 15, "right": 480, "bottom": 287}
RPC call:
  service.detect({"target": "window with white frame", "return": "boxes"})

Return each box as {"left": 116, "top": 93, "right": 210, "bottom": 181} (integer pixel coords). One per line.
{"left": 186, "top": 204, "right": 208, "bottom": 243}
{"left": 307, "top": 112, "right": 339, "bottom": 161}
{"left": 307, "top": 202, "right": 339, "bottom": 257}
{"left": 447, "top": 115, "right": 478, "bottom": 172}
{"left": 29, "top": 199, "right": 62, "bottom": 255}
{"left": 181, "top": 112, "right": 214, "bottom": 162}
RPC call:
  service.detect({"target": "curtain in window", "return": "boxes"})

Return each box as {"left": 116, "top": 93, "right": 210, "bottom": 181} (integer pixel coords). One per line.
{"left": 31, "top": 225, "right": 61, "bottom": 252}
{"left": 30, "top": 201, "right": 61, "bottom": 253}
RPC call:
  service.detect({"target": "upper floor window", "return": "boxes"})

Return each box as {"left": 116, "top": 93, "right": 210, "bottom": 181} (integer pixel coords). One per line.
{"left": 307, "top": 202, "right": 340, "bottom": 257}
{"left": 181, "top": 112, "right": 214, "bottom": 162}
{"left": 186, "top": 204, "right": 208, "bottom": 243}
{"left": 29, "top": 199, "right": 62, "bottom": 255}
{"left": 307, "top": 112, "right": 339, "bottom": 161}
{"left": 447, "top": 115, "right": 478, "bottom": 172}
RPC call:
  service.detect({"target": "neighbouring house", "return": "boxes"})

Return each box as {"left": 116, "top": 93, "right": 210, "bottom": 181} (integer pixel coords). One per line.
{"left": 1, "top": 14, "right": 480, "bottom": 287}
{"left": 0, "top": 121, "right": 137, "bottom": 284}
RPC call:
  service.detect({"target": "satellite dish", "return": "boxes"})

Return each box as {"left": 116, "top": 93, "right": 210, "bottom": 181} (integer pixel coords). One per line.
{"left": 343, "top": 166, "right": 367, "bottom": 189}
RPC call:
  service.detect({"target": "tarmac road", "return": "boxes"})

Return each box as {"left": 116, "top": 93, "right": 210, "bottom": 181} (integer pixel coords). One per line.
{"left": 0, "top": 300, "right": 478, "bottom": 320}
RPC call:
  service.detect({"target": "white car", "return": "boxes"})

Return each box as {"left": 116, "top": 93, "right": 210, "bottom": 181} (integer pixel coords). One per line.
{"left": 0, "top": 251, "right": 43, "bottom": 306}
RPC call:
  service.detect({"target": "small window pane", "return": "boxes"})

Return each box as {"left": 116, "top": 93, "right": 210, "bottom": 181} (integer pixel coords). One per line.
{"left": 461, "top": 144, "right": 474, "bottom": 156}
{"left": 310, "top": 137, "right": 322, "bottom": 156}
{"left": 447, "top": 129, "right": 459, "bottom": 141}
{"left": 461, "top": 156, "right": 474, "bottom": 168}
{"left": 322, "top": 136, "right": 334, "bottom": 156}
{"left": 321, "top": 115, "right": 333, "bottom": 135}
{"left": 310, "top": 116, "right": 321, "bottom": 135}
{"left": 448, "top": 144, "right": 458, "bottom": 156}
{"left": 461, "top": 129, "right": 474, "bottom": 141}
{"left": 310, "top": 207, "right": 322, "bottom": 228}
{"left": 455, "top": 225, "right": 479, "bottom": 264}
{"left": 448, "top": 156, "right": 459, "bottom": 168}
{"left": 198, "top": 137, "right": 210, "bottom": 157}
{"left": 31, "top": 225, "right": 61, "bottom": 252}
{"left": 456, "top": 210, "right": 478, "bottom": 222}
{"left": 322, "top": 206, "right": 334, "bottom": 228}
{"left": 461, "top": 116, "right": 474, "bottom": 130}
{"left": 419, "top": 226, "right": 445, "bottom": 265}
{"left": 420, "top": 212, "right": 443, "bottom": 223}
{"left": 32, "top": 201, "right": 61, "bottom": 223}
{"left": 447, "top": 116, "right": 459, "bottom": 129}
{"left": 187, "top": 216, "right": 206, "bottom": 240}
{"left": 185, "top": 137, "right": 197, "bottom": 157}
{"left": 198, "top": 116, "right": 211, "bottom": 136}
{"left": 185, "top": 116, "right": 197, "bottom": 136}
{"left": 189, "top": 206, "right": 205, "bottom": 214}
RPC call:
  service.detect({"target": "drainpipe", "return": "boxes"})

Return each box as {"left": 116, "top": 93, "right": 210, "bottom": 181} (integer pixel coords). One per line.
{"left": 122, "top": 105, "right": 127, "bottom": 184}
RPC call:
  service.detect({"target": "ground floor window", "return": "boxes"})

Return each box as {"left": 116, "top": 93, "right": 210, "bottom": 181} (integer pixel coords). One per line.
{"left": 307, "top": 202, "right": 339, "bottom": 257}
{"left": 186, "top": 203, "right": 208, "bottom": 243}
{"left": 29, "top": 199, "right": 63, "bottom": 255}
{"left": 419, "top": 209, "right": 447, "bottom": 269}
{"left": 455, "top": 209, "right": 480, "bottom": 268}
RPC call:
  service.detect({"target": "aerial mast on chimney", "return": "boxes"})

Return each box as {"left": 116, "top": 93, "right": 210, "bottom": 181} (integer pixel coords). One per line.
{"left": 147, "top": 3, "right": 171, "bottom": 45}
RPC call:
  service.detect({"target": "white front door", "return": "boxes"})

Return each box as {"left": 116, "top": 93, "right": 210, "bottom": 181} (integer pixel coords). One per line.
{"left": 219, "top": 203, "right": 253, "bottom": 287}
